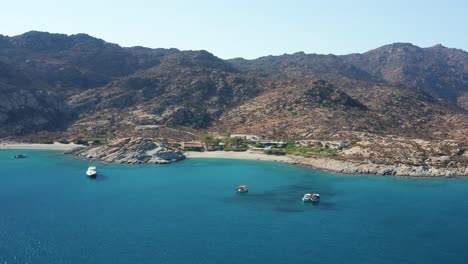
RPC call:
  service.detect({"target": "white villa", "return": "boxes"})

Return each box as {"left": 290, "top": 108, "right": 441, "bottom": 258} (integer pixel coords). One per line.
{"left": 230, "top": 134, "right": 263, "bottom": 142}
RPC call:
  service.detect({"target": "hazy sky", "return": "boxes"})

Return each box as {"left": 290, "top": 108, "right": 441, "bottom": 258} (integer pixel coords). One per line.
{"left": 0, "top": 0, "right": 466, "bottom": 59}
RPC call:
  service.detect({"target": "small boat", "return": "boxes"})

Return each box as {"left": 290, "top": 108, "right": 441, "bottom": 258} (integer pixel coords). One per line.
{"left": 302, "top": 193, "right": 320, "bottom": 203}
{"left": 14, "top": 154, "right": 26, "bottom": 159}
{"left": 86, "top": 166, "right": 97, "bottom": 178}
{"left": 236, "top": 185, "right": 248, "bottom": 193}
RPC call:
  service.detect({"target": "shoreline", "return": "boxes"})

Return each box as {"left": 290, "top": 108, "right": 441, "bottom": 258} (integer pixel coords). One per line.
{"left": 186, "top": 151, "right": 468, "bottom": 178}
{"left": 1, "top": 144, "right": 465, "bottom": 177}
{"left": 0, "top": 142, "right": 84, "bottom": 151}
{"left": 185, "top": 150, "right": 295, "bottom": 163}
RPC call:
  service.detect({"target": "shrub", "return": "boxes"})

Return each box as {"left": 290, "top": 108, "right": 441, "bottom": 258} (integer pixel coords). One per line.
{"left": 283, "top": 145, "right": 339, "bottom": 158}
{"left": 224, "top": 147, "right": 248, "bottom": 152}
{"left": 264, "top": 149, "right": 286, "bottom": 155}
{"left": 58, "top": 139, "right": 70, "bottom": 144}
{"left": 185, "top": 147, "right": 204, "bottom": 151}
{"left": 73, "top": 138, "right": 87, "bottom": 145}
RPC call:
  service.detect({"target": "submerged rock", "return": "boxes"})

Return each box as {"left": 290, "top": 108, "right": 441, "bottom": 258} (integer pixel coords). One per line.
{"left": 66, "top": 137, "right": 185, "bottom": 164}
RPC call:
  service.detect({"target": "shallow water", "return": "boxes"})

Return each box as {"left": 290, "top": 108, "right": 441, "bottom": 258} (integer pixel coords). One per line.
{"left": 1, "top": 150, "right": 467, "bottom": 263}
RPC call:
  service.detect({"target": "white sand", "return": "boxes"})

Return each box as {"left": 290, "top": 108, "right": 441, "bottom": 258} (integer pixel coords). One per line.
{"left": 185, "top": 150, "right": 296, "bottom": 163}
{"left": 0, "top": 142, "right": 84, "bottom": 151}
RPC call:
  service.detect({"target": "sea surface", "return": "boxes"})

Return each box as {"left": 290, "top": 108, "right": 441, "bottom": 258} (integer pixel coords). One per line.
{"left": 1, "top": 150, "right": 468, "bottom": 264}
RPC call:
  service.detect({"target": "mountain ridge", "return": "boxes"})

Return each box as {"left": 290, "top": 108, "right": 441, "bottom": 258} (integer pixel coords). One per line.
{"left": 3, "top": 31, "right": 466, "bottom": 60}
{"left": 0, "top": 31, "right": 466, "bottom": 142}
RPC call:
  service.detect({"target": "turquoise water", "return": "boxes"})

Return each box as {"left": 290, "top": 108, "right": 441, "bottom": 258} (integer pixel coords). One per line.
{"left": 1, "top": 150, "right": 468, "bottom": 264}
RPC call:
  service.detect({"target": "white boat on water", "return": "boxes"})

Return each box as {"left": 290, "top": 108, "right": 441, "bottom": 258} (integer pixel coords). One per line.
{"left": 14, "top": 154, "right": 26, "bottom": 159}
{"left": 86, "top": 166, "right": 97, "bottom": 177}
{"left": 302, "top": 193, "right": 320, "bottom": 202}
{"left": 236, "top": 185, "right": 248, "bottom": 193}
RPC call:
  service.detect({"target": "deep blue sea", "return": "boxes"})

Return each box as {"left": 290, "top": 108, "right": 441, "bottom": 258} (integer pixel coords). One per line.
{"left": 1, "top": 150, "right": 468, "bottom": 264}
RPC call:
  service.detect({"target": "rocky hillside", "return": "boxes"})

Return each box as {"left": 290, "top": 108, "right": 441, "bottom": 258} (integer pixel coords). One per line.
{"left": 230, "top": 43, "right": 468, "bottom": 110}
{"left": 66, "top": 50, "right": 261, "bottom": 136}
{"left": 0, "top": 31, "right": 177, "bottom": 135}
{"left": 215, "top": 80, "right": 467, "bottom": 140}
{"left": 0, "top": 31, "right": 466, "bottom": 142}
{"left": 342, "top": 43, "right": 468, "bottom": 109}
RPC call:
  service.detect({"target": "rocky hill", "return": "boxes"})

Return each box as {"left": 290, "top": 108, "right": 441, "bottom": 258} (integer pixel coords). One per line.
{"left": 65, "top": 50, "right": 261, "bottom": 138}
{"left": 0, "top": 31, "right": 466, "bottom": 143}
{"left": 215, "top": 79, "right": 467, "bottom": 140}
{"left": 66, "top": 137, "right": 185, "bottom": 164}
{"left": 342, "top": 43, "right": 468, "bottom": 109}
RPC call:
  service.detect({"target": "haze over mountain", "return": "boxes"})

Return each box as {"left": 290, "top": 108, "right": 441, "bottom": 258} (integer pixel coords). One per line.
{"left": 0, "top": 31, "right": 466, "bottom": 141}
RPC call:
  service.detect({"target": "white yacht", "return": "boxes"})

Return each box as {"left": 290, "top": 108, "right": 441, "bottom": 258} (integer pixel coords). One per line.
{"left": 86, "top": 166, "right": 97, "bottom": 178}
{"left": 302, "top": 193, "right": 320, "bottom": 203}
{"left": 236, "top": 185, "right": 248, "bottom": 193}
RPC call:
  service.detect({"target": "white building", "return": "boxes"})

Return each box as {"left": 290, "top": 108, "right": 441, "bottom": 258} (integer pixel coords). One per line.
{"left": 230, "top": 134, "right": 263, "bottom": 142}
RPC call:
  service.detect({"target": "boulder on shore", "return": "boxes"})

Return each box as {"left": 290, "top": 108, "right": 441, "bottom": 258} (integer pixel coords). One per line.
{"left": 66, "top": 137, "right": 185, "bottom": 164}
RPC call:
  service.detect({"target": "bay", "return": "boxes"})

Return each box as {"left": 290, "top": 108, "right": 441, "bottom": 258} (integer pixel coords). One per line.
{"left": 0, "top": 150, "right": 467, "bottom": 264}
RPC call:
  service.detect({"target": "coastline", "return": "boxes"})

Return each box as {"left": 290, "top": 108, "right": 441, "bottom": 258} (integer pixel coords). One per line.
{"left": 185, "top": 150, "right": 295, "bottom": 163}
{"left": 186, "top": 151, "right": 468, "bottom": 177}
{"left": 1, "top": 144, "right": 465, "bottom": 177}
{"left": 0, "top": 142, "right": 84, "bottom": 151}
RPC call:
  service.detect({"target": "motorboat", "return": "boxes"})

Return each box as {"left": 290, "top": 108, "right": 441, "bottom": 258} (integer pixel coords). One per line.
{"left": 86, "top": 166, "right": 97, "bottom": 178}
{"left": 302, "top": 193, "right": 320, "bottom": 203}
{"left": 236, "top": 185, "right": 248, "bottom": 193}
{"left": 14, "top": 154, "right": 26, "bottom": 159}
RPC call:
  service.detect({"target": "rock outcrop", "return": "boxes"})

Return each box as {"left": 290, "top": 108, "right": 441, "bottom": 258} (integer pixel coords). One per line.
{"left": 293, "top": 156, "right": 468, "bottom": 177}
{"left": 66, "top": 137, "right": 185, "bottom": 164}
{"left": 292, "top": 136, "right": 468, "bottom": 177}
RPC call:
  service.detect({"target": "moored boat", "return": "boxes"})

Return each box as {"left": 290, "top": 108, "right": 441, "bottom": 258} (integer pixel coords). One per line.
{"left": 86, "top": 166, "right": 97, "bottom": 178}
{"left": 236, "top": 185, "right": 248, "bottom": 193}
{"left": 302, "top": 193, "right": 320, "bottom": 203}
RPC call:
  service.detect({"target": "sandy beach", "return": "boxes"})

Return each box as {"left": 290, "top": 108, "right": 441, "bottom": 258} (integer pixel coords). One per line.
{"left": 185, "top": 150, "right": 296, "bottom": 163}
{"left": 0, "top": 142, "right": 84, "bottom": 151}
{"left": 185, "top": 150, "right": 468, "bottom": 177}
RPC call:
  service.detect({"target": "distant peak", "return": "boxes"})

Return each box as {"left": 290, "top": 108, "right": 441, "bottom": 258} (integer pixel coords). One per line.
{"left": 70, "top": 33, "right": 97, "bottom": 39}
{"left": 292, "top": 51, "right": 306, "bottom": 56}
{"left": 21, "top": 30, "right": 52, "bottom": 35}
{"left": 430, "top": 44, "right": 447, "bottom": 49}
{"left": 195, "top": 49, "right": 216, "bottom": 57}
{"left": 15, "top": 30, "right": 71, "bottom": 39}
{"left": 69, "top": 33, "right": 105, "bottom": 44}
{"left": 391, "top": 42, "right": 417, "bottom": 46}
{"left": 365, "top": 42, "right": 422, "bottom": 55}
{"left": 385, "top": 42, "right": 420, "bottom": 50}
{"left": 11, "top": 31, "right": 103, "bottom": 43}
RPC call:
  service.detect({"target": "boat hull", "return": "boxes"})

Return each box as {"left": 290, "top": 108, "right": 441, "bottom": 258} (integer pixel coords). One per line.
{"left": 302, "top": 198, "right": 320, "bottom": 203}
{"left": 86, "top": 172, "right": 97, "bottom": 178}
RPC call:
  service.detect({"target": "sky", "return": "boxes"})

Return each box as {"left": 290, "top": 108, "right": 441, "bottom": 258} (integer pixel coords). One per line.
{"left": 0, "top": 0, "right": 466, "bottom": 59}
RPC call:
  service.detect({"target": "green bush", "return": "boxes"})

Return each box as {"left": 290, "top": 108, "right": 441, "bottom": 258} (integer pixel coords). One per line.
{"left": 73, "top": 138, "right": 87, "bottom": 145}
{"left": 185, "top": 147, "right": 204, "bottom": 151}
{"left": 264, "top": 148, "right": 286, "bottom": 155}
{"left": 222, "top": 137, "right": 249, "bottom": 148}
{"left": 224, "top": 147, "right": 249, "bottom": 152}
{"left": 39, "top": 140, "right": 54, "bottom": 144}
{"left": 58, "top": 139, "right": 70, "bottom": 144}
{"left": 283, "top": 145, "right": 338, "bottom": 158}
{"left": 202, "top": 135, "right": 220, "bottom": 145}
